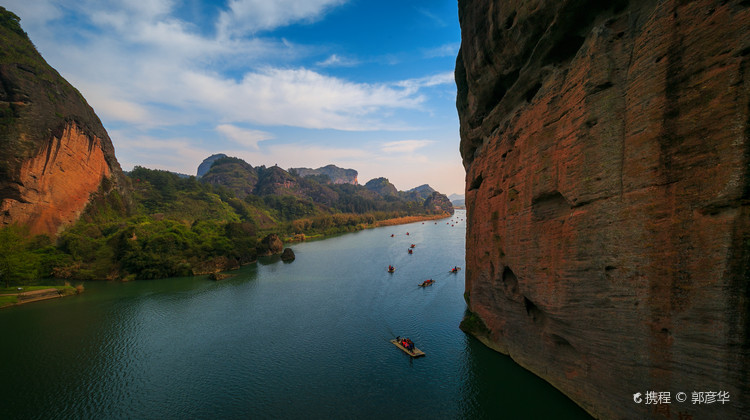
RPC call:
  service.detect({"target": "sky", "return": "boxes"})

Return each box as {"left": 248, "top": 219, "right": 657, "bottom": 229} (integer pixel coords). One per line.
{"left": 3, "top": 0, "right": 465, "bottom": 195}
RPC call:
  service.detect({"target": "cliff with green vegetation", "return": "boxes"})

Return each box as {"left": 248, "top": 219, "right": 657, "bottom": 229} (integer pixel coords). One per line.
{"left": 0, "top": 9, "right": 453, "bottom": 286}
{"left": 0, "top": 7, "right": 129, "bottom": 236}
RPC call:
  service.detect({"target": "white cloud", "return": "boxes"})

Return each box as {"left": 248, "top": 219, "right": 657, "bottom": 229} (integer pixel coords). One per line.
{"left": 217, "top": 0, "right": 347, "bottom": 37}
{"left": 1, "top": 0, "right": 63, "bottom": 26}
{"left": 381, "top": 140, "right": 435, "bottom": 154}
{"left": 416, "top": 7, "right": 446, "bottom": 27}
{"left": 181, "top": 67, "right": 425, "bottom": 130}
{"left": 396, "top": 72, "right": 455, "bottom": 92}
{"left": 316, "top": 54, "right": 360, "bottom": 68}
{"left": 216, "top": 124, "right": 274, "bottom": 149}
{"left": 110, "top": 132, "right": 214, "bottom": 175}
{"left": 423, "top": 42, "right": 459, "bottom": 58}
{"left": 10, "top": 0, "right": 448, "bottom": 133}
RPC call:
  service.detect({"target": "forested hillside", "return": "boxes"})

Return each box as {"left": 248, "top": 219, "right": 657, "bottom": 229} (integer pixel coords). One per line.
{"left": 1, "top": 157, "right": 453, "bottom": 283}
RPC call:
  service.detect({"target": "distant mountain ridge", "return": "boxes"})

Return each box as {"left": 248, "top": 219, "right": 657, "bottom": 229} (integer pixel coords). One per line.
{"left": 196, "top": 154, "right": 454, "bottom": 216}
{"left": 448, "top": 193, "right": 465, "bottom": 207}
{"left": 289, "top": 164, "right": 358, "bottom": 185}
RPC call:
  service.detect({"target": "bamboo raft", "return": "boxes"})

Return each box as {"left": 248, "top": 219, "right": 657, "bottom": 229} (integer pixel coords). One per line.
{"left": 390, "top": 339, "right": 425, "bottom": 357}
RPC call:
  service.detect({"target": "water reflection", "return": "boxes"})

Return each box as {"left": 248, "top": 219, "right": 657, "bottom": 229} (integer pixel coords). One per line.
{"left": 0, "top": 210, "right": 590, "bottom": 419}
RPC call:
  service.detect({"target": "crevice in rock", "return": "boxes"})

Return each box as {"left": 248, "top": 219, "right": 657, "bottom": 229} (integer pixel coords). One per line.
{"left": 532, "top": 190, "right": 571, "bottom": 220}
{"left": 502, "top": 266, "right": 520, "bottom": 298}
{"left": 525, "top": 82, "right": 542, "bottom": 102}
{"left": 469, "top": 173, "right": 484, "bottom": 191}
{"left": 591, "top": 81, "right": 614, "bottom": 94}
{"left": 505, "top": 10, "right": 517, "bottom": 30}
{"left": 523, "top": 296, "right": 547, "bottom": 326}
{"left": 478, "top": 68, "right": 520, "bottom": 118}
{"left": 550, "top": 333, "right": 574, "bottom": 348}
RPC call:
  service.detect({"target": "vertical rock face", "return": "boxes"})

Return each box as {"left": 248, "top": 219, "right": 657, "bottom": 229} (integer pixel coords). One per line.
{"left": 1, "top": 123, "right": 112, "bottom": 234}
{"left": 0, "top": 8, "right": 128, "bottom": 235}
{"left": 456, "top": 1, "right": 749, "bottom": 419}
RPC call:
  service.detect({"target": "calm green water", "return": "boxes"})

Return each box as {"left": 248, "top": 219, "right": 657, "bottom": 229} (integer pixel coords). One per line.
{"left": 0, "top": 210, "right": 591, "bottom": 419}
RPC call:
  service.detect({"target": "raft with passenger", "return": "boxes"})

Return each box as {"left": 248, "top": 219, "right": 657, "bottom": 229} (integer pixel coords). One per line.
{"left": 388, "top": 265, "right": 395, "bottom": 273}
{"left": 449, "top": 266, "right": 461, "bottom": 273}
{"left": 418, "top": 279, "right": 434, "bottom": 287}
{"left": 390, "top": 337, "right": 425, "bottom": 358}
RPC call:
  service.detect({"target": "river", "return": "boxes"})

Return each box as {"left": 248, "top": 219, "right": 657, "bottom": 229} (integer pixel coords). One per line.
{"left": 0, "top": 210, "right": 591, "bottom": 419}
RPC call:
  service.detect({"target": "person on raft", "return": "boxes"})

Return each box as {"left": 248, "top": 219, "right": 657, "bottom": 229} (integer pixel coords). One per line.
{"left": 400, "top": 338, "right": 415, "bottom": 352}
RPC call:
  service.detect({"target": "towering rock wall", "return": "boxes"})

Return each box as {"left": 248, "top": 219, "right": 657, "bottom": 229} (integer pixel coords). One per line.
{"left": 456, "top": 1, "right": 749, "bottom": 418}
{"left": 0, "top": 8, "right": 128, "bottom": 235}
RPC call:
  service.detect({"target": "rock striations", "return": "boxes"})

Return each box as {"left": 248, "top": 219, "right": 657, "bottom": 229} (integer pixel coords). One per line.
{"left": 0, "top": 8, "right": 128, "bottom": 235}
{"left": 456, "top": 1, "right": 749, "bottom": 419}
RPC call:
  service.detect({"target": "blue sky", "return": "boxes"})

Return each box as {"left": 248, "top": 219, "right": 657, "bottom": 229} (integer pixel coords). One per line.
{"left": 4, "top": 0, "right": 464, "bottom": 195}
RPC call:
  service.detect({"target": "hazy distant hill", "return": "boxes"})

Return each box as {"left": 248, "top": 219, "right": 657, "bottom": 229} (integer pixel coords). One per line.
{"left": 448, "top": 193, "right": 465, "bottom": 207}
{"left": 290, "top": 164, "right": 358, "bottom": 185}
{"left": 407, "top": 184, "right": 436, "bottom": 200}
{"left": 198, "top": 155, "right": 453, "bottom": 218}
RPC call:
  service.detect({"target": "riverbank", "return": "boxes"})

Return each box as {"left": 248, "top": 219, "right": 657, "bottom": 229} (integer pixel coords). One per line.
{"left": 284, "top": 212, "right": 453, "bottom": 243}
{"left": 373, "top": 213, "right": 452, "bottom": 227}
{"left": 0, "top": 285, "right": 81, "bottom": 309}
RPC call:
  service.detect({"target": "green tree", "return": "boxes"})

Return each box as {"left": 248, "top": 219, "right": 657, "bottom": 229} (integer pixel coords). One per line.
{"left": 0, "top": 225, "right": 40, "bottom": 287}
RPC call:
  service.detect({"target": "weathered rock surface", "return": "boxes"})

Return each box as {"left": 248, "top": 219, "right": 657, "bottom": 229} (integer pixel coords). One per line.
{"left": 196, "top": 153, "right": 227, "bottom": 177}
{"left": 280, "top": 248, "right": 295, "bottom": 262}
{"left": 456, "top": 1, "right": 749, "bottom": 419}
{"left": 258, "top": 233, "right": 284, "bottom": 257}
{"left": 0, "top": 8, "right": 128, "bottom": 235}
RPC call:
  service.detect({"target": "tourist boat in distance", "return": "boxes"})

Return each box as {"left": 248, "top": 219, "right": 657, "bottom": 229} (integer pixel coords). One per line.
{"left": 408, "top": 249, "right": 413, "bottom": 254}
{"left": 410, "top": 244, "right": 416, "bottom": 248}
{"left": 388, "top": 265, "right": 395, "bottom": 273}
{"left": 390, "top": 338, "right": 425, "bottom": 358}
{"left": 418, "top": 279, "right": 434, "bottom": 287}
{"left": 449, "top": 266, "right": 461, "bottom": 273}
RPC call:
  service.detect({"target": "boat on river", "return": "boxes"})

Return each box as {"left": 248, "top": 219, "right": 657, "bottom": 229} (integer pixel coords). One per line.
{"left": 418, "top": 279, "right": 434, "bottom": 287}
{"left": 390, "top": 338, "right": 425, "bottom": 357}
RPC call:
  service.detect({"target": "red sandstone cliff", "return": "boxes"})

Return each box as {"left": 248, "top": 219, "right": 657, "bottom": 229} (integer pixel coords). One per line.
{"left": 0, "top": 8, "right": 128, "bottom": 235}
{"left": 456, "top": 1, "right": 749, "bottom": 419}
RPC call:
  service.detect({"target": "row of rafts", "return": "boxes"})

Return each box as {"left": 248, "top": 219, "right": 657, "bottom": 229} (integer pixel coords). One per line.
{"left": 386, "top": 217, "right": 464, "bottom": 358}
